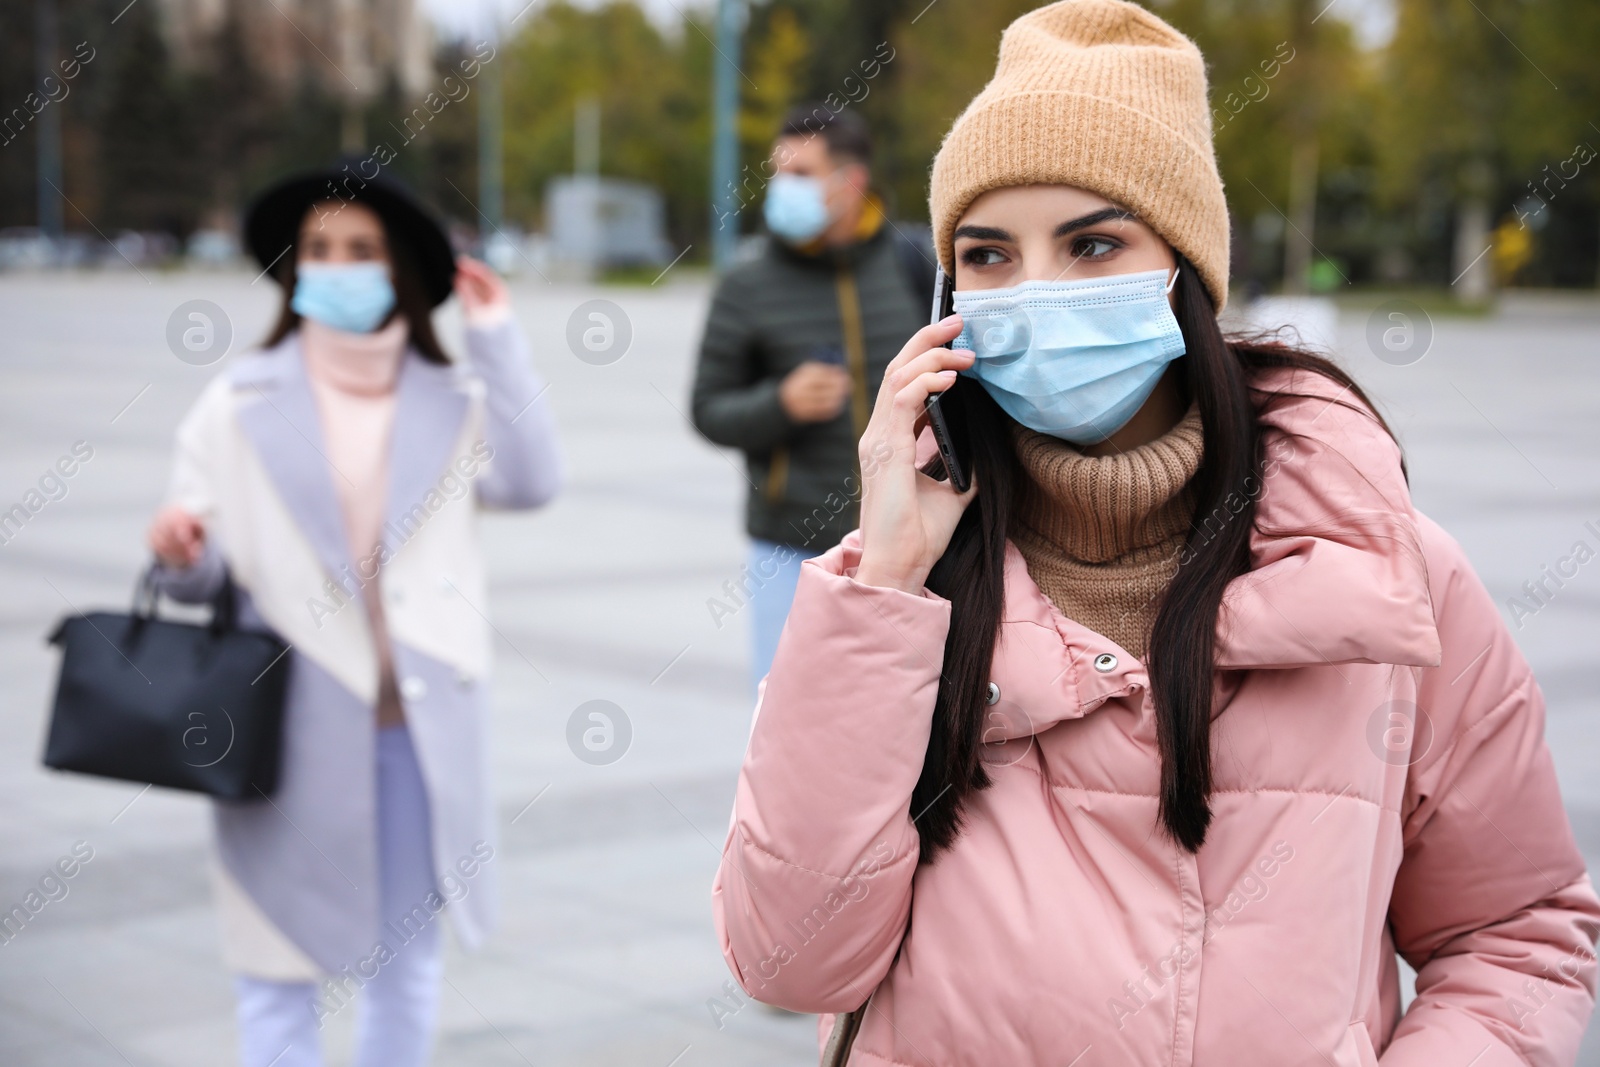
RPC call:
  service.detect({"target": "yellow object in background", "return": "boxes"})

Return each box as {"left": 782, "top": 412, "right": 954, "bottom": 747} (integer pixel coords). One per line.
{"left": 1492, "top": 216, "right": 1534, "bottom": 284}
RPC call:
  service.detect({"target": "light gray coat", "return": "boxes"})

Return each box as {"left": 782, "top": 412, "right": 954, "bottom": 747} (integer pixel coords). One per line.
{"left": 154, "top": 318, "right": 561, "bottom": 974}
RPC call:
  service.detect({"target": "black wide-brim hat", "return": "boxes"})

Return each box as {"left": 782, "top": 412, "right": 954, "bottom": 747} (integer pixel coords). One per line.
{"left": 243, "top": 164, "right": 456, "bottom": 307}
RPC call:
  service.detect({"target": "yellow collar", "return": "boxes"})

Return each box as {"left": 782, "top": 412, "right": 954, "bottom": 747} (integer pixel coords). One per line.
{"left": 794, "top": 194, "right": 886, "bottom": 255}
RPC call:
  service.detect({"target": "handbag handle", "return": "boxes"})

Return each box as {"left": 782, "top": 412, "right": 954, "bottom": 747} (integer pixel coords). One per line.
{"left": 132, "top": 560, "right": 239, "bottom": 635}
{"left": 209, "top": 571, "right": 239, "bottom": 633}
{"left": 132, "top": 566, "right": 161, "bottom": 620}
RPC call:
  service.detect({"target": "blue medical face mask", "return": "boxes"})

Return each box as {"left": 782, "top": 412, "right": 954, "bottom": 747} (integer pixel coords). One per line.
{"left": 291, "top": 261, "right": 397, "bottom": 334}
{"left": 952, "top": 266, "right": 1185, "bottom": 445}
{"left": 763, "top": 173, "right": 832, "bottom": 244}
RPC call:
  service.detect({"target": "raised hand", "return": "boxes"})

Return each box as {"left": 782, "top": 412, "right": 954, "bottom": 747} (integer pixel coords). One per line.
{"left": 854, "top": 315, "right": 979, "bottom": 594}
{"left": 453, "top": 256, "right": 510, "bottom": 319}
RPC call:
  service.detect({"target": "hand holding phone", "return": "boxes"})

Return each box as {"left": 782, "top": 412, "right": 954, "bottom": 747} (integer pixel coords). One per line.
{"left": 851, "top": 282, "right": 978, "bottom": 594}
{"left": 922, "top": 265, "right": 971, "bottom": 493}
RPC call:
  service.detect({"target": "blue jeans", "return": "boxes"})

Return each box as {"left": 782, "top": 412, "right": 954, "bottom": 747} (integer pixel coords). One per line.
{"left": 747, "top": 538, "right": 822, "bottom": 700}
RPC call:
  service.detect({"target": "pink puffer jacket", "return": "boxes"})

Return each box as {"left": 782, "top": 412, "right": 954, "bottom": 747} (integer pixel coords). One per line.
{"left": 712, "top": 370, "right": 1600, "bottom": 1066}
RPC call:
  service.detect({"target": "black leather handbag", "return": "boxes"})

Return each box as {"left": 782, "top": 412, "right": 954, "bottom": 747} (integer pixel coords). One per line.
{"left": 42, "top": 566, "right": 290, "bottom": 800}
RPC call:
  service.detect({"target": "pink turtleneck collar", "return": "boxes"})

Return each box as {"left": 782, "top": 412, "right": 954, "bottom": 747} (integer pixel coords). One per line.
{"left": 300, "top": 316, "right": 408, "bottom": 396}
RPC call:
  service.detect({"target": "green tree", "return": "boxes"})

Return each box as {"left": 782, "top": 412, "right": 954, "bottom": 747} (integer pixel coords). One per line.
{"left": 740, "top": 6, "right": 810, "bottom": 167}
{"left": 1372, "top": 0, "right": 1600, "bottom": 288}
{"left": 96, "top": 1, "right": 206, "bottom": 236}
{"left": 873, "top": 0, "right": 1037, "bottom": 220}
{"left": 501, "top": 1, "right": 710, "bottom": 246}
{"left": 186, "top": 10, "right": 300, "bottom": 226}
{"left": 1156, "top": 0, "right": 1368, "bottom": 291}
{"left": 1500, "top": 0, "right": 1600, "bottom": 285}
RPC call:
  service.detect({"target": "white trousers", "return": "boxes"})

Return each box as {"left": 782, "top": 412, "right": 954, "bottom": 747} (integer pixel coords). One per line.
{"left": 234, "top": 725, "right": 443, "bottom": 1067}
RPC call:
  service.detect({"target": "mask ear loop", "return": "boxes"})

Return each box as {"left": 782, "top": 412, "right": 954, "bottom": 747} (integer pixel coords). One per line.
{"left": 1165, "top": 265, "right": 1181, "bottom": 294}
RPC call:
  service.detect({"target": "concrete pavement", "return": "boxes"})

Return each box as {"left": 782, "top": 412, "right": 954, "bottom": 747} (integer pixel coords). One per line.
{"left": 1, "top": 271, "right": 1597, "bottom": 1064}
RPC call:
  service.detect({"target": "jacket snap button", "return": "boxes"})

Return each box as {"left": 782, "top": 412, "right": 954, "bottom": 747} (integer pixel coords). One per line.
{"left": 985, "top": 682, "right": 1001, "bottom": 705}
{"left": 400, "top": 676, "right": 428, "bottom": 701}
{"left": 1093, "top": 653, "right": 1118, "bottom": 673}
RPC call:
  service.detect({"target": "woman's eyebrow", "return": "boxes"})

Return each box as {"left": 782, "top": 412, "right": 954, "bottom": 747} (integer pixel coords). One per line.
{"left": 1053, "top": 208, "right": 1135, "bottom": 236}
{"left": 952, "top": 224, "right": 1014, "bottom": 242}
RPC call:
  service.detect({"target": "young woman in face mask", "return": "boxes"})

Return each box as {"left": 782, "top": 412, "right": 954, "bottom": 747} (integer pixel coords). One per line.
{"left": 712, "top": 3, "right": 1600, "bottom": 1064}
{"left": 145, "top": 169, "right": 562, "bottom": 1067}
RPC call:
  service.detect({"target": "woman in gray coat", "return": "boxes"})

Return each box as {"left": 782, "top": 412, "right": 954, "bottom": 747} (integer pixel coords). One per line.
{"left": 146, "top": 169, "right": 562, "bottom": 1067}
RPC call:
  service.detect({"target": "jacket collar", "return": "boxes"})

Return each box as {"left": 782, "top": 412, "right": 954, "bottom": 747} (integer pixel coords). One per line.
{"left": 985, "top": 368, "right": 1442, "bottom": 740}
{"left": 230, "top": 333, "right": 469, "bottom": 583}
{"left": 770, "top": 201, "right": 890, "bottom": 270}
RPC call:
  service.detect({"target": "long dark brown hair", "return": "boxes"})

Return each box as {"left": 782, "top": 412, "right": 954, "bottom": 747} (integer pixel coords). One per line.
{"left": 262, "top": 206, "right": 451, "bottom": 364}
{"left": 913, "top": 256, "right": 1397, "bottom": 859}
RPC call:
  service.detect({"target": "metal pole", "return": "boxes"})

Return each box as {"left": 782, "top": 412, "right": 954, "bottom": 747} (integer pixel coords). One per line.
{"left": 35, "top": 0, "right": 64, "bottom": 245}
{"left": 575, "top": 96, "right": 600, "bottom": 179}
{"left": 710, "top": 0, "right": 742, "bottom": 272}
{"left": 337, "top": 0, "right": 367, "bottom": 153}
{"left": 1281, "top": 0, "right": 1316, "bottom": 295}
{"left": 477, "top": 19, "right": 504, "bottom": 236}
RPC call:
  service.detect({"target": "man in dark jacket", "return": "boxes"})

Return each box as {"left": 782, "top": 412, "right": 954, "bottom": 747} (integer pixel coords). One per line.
{"left": 691, "top": 104, "right": 928, "bottom": 696}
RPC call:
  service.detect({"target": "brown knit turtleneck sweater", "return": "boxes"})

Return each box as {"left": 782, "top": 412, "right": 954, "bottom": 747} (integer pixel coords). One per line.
{"left": 1010, "top": 404, "right": 1204, "bottom": 659}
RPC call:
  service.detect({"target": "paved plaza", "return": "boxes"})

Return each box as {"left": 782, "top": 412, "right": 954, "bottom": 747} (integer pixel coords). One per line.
{"left": 1, "top": 271, "right": 1598, "bottom": 1064}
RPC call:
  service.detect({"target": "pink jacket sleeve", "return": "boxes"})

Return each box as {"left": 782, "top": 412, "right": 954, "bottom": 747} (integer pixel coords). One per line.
{"left": 711, "top": 533, "right": 949, "bottom": 1013}
{"left": 1382, "top": 517, "right": 1600, "bottom": 1065}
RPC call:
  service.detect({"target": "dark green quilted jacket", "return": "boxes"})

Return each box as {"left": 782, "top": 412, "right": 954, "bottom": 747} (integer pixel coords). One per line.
{"left": 690, "top": 223, "right": 928, "bottom": 552}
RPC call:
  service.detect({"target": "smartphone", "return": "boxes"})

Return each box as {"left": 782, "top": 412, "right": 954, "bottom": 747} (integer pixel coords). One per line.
{"left": 923, "top": 264, "right": 971, "bottom": 493}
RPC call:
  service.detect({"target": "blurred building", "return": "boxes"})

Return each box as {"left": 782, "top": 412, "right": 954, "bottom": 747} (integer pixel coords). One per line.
{"left": 157, "top": 0, "right": 433, "bottom": 144}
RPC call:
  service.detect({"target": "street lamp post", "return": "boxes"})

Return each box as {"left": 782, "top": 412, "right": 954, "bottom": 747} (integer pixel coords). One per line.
{"left": 710, "top": 0, "right": 743, "bottom": 273}
{"left": 35, "top": 0, "right": 64, "bottom": 247}
{"left": 478, "top": 32, "right": 504, "bottom": 238}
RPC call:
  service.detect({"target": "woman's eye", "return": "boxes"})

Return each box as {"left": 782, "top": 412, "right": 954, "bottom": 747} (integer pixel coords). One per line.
{"left": 961, "top": 246, "right": 1008, "bottom": 267}
{"left": 1070, "top": 236, "right": 1119, "bottom": 259}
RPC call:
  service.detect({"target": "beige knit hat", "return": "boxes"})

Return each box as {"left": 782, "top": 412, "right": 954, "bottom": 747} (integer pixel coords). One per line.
{"left": 929, "top": 0, "right": 1231, "bottom": 309}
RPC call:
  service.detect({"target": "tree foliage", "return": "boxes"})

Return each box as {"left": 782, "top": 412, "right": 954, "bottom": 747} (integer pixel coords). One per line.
{"left": 1, "top": 0, "right": 1596, "bottom": 284}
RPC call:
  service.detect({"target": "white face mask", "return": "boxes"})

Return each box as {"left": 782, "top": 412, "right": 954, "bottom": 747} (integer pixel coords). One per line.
{"left": 291, "top": 262, "right": 396, "bottom": 334}
{"left": 763, "top": 173, "right": 834, "bottom": 243}
{"left": 952, "top": 266, "right": 1184, "bottom": 445}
